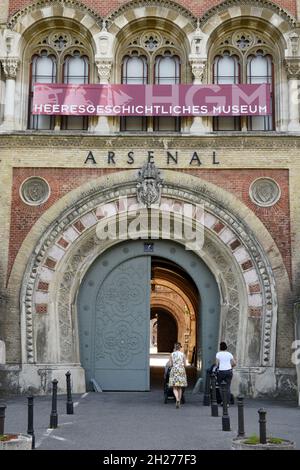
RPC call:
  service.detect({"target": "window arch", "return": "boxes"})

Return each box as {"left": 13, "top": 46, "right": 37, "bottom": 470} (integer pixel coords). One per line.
{"left": 28, "top": 52, "right": 56, "bottom": 130}
{"left": 213, "top": 53, "right": 241, "bottom": 131}
{"left": 247, "top": 53, "right": 273, "bottom": 130}
{"left": 210, "top": 29, "right": 276, "bottom": 132}
{"left": 154, "top": 54, "right": 180, "bottom": 131}
{"left": 121, "top": 55, "right": 147, "bottom": 131}
{"left": 61, "top": 52, "right": 89, "bottom": 130}
{"left": 27, "top": 30, "right": 91, "bottom": 131}
{"left": 118, "top": 28, "right": 186, "bottom": 133}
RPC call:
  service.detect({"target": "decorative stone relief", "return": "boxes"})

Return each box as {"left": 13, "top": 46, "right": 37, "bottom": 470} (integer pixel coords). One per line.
{"left": 249, "top": 178, "right": 281, "bottom": 207}
{"left": 284, "top": 58, "right": 300, "bottom": 79}
{"left": 288, "top": 31, "right": 300, "bottom": 56}
{"left": 1, "top": 58, "right": 19, "bottom": 79}
{"left": 20, "top": 177, "right": 50, "bottom": 206}
{"left": 136, "top": 162, "right": 163, "bottom": 207}
{"left": 189, "top": 59, "right": 206, "bottom": 81}
{"left": 95, "top": 59, "right": 113, "bottom": 82}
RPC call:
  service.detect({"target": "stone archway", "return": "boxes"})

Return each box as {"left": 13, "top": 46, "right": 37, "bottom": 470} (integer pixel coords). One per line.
{"left": 13, "top": 169, "right": 284, "bottom": 394}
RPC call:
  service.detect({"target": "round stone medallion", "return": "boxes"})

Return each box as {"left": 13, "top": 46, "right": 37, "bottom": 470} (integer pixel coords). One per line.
{"left": 20, "top": 177, "right": 50, "bottom": 206}
{"left": 249, "top": 178, "right": 281, "bottom": 207}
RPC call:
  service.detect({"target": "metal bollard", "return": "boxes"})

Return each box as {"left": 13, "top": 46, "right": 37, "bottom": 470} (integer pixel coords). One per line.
{"left": 221, "top": 380, "right": 231, "bottom": 431}
{"left": 258, "top": 408, "right": 267, "bottom": 444}
{"left": 0, "top": 403, "right": 7, "bottom": 435}
{"left": 203, "top": 370, "right": 211, "bottom": 406}
{"left": 49, "top": 379, "right": 58, "bottom": 429}
{"left": 237, "top": 396, "right": 245, "bottom": 437}
{"left": 27, "top": 394, "right": 35, "bottom": 449}
{"left": 65, "top": 371, "right": 74, "bottom": 415}
{"left": 210, "top": 375, "right": 219, "bottom": 417}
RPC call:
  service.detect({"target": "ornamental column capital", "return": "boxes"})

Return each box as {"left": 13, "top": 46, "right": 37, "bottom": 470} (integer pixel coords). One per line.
{"left": 189, "top": 58, "right": 207, "bottom": 82}
{"left": 1, "top": 57, "right": 19, "bottom": 79}
{"left": 284, "top": 58, "right": 300, "bottom": 79}
{"left": 95, "top": 58, "right": 113, "bottom": 83}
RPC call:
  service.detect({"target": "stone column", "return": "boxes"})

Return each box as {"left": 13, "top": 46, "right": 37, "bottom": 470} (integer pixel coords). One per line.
{"left": 189, "top": 58, "right": 208, "bottom": 133}
{"left": 0, "top": 340, "right": 5, "bottom": 364}
{"left": 285, "top": 59, "right": 300, "bottom": 132}
{"left": 95, "top": 58, "right": 113, "bottom": 133}
{"left": 0, "top": 57, "right": 19, "bottom": 130}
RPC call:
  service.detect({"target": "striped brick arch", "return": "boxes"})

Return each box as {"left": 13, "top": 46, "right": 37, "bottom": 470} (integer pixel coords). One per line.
{"left": 8, "top": 0, "right": 103, "bottom": 34}
{"left": 106, "top": 0, "right": 196, "bottom": 36}
{"left": 200, "top": 0, "right": 296, "bottom": 35}
{"left": 18, "top": 170, "right": 279, "bottom": 372}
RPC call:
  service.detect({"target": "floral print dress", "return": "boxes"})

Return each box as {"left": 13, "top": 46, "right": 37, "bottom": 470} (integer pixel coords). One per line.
{"left": 168, "top": 351, "right": 187, "bottom": 387}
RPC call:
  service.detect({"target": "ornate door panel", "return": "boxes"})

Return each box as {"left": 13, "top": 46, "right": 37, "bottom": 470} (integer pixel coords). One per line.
{"left": 78, "top": 252, "right": 151, "bottom": 391}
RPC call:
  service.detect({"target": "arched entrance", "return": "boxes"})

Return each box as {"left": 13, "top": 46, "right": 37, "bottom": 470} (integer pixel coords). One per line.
{"left": 77, "top": 239, "right": 220, "bottom": 391}
{"left": 151, "top": 309, "right": 177, "bottom": 353}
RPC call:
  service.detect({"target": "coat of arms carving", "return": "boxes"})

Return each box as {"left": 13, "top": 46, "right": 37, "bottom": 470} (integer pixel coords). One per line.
{"left": 136, "top": 162, "right": 163, "bottom": 207}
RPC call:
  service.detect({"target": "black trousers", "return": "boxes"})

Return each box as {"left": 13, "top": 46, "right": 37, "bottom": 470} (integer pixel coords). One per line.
{"left": 217, "top": 370, "right": 233, "bottom": 403}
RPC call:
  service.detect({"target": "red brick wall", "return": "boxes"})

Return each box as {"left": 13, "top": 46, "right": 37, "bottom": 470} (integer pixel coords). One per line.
{"left": 8, "top": 168, "right": 119, "bottom": 280}
{"left": 181, "top": 168, "right": 292, "bottom": 281}
{"left": 8, "top": 168, "right": 291, "bottom": 282}
{"left": 8, "top": 0, "right": 298, "bottom": 21}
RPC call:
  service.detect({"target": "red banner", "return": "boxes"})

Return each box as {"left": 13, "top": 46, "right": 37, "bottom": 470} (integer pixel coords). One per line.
{"left": 32, "top": 83, "right": 271, "bottom": 116}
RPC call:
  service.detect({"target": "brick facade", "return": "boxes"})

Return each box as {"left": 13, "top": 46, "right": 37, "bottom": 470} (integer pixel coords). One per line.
{"left": 7, "top": 0, "right": 298, "bottom": 20}
{"left": 8, "top": 167, "right": 291, "bottom": 282}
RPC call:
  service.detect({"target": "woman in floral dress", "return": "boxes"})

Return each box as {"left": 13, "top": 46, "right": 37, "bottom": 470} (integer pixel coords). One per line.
{"left": 168, "top": 342, "right": 187, "bottom": 408}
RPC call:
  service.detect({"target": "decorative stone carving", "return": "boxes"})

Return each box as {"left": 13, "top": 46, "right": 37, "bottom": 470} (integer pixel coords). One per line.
{"left": 95, "top": 20, "right": 115, "bottom": 59}
{"left": 284, "top": 58, "right": 300, "bottom": 79}
{"left": 36, "top": 31, "right": 85, "bottom": 54}
{"left": 189, "top": 59, "right": 206, "bottom": 81}
{"left": 1, "top": 58, "right": 19, "bottom": 79}
{"left": 95, "top": 59, "right": 113, "bottom": 82}
{"left": 249, "top": 178, "right": 281, "bottom": 207}
{"left": 136, "top": 163, "right": 163, "bottom": 207}
{"left": 288, "top": 31, "right": 300, "bottom": 56}
{"left": 20, "top": 177, "right": 50, "bottom": 206}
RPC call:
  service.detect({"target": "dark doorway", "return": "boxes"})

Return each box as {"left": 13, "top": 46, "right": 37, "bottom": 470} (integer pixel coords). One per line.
{"left": 156, "top": 309, "right": 177, "bottom": 352}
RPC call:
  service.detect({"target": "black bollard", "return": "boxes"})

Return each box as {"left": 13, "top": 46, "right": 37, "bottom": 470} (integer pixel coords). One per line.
{"left": 210, "top": 375, "right": 219, "bottom": 417}
{"left": 237, "top": 396, "right": 245, "bottom": 437}
{"left": 49, "top": 379, "right": 58, "bottom": 429}
{"left": 258, "top": 408, "right": 267, "bottom": 444}
{"left": 0, "top": 403, "right": 7, "bottom": 435}
{"left": 65, "top": 371, "right": 74, "bottom": 415}
{"left": 221, "top": 380, "right": 231, "bottom": 431}
{"left": 27, "top": 394, "right": 35, "bottom": 449}
{"left": 203, "top": 370, "right": 211, "bottom": 406}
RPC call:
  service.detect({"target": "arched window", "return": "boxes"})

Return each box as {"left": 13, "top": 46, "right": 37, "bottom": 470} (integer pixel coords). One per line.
{"left": 27, "top": 31, "right": 91, "bottom": 131}
{"left": 213, "top": 54, "right": 241, "bottom": 131}
{"left": 28, "top": 52, "right": 56, "bottom": 130}
{"left": 210, "top": 29, "right": 275, "bottom": 132}
{"left": 247, "top": 53, "right": 273, "bottom": 130}
{"left": 119, "top": 30, "right": 183, "bottom": 133}
{"left": 153, "top": 55, "right": 180, "bottom": 131}
{"left": 61, "top": 52, "right": 89, "bottom": 130}
{"left": 121, "top": 55, "right": 148, "bottom": 131}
